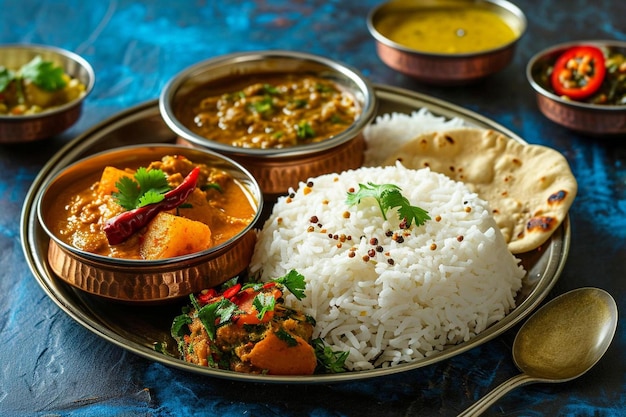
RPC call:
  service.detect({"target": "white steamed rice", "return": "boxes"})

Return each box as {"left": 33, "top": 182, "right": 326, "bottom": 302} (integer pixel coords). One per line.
{"left": 249, "top": 163, "right": 525, "bottom": 371}
{"left": 363, "top": 108, "right": 466, "bottom": 167}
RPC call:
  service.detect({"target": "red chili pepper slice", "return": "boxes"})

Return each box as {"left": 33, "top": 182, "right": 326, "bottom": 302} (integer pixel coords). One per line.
{"left": 222, "top": 283, "right": 242, "bottom": 300}
{"left": 197, "top": 288, "right": 218, "bottom": 305}
{"left": 103, "top": 166, "right": 201, "bottom": 245}
{"left": 550, "top": 45, "right": 606, "bottom": 100}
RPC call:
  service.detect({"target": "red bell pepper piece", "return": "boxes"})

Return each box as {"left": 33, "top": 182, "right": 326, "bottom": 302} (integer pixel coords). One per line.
{"left": 222, "top": 283, "right": 242, "bottom": 300}
{"left": 550, "top": 45, "right": 606, "bottom": 100}
{"left": 103, "top": 166, "right": 201, "bottom": 245}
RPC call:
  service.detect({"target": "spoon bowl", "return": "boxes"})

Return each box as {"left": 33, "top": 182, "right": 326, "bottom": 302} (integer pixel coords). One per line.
{"left": 459, "top": 287, "right": 618, "bottom": 416}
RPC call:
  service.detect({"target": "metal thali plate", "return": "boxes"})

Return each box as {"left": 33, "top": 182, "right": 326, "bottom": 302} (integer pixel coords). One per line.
{"left": 20, "top": 84, "right": 569, "bottom": 383}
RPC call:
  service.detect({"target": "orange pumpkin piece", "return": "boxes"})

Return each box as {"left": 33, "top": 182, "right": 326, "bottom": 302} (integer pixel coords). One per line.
{"left": 244, "top": 329, "right": 317, "bottom": 375}
{"left": 139, "top": 212, "right": 212, "bottom": 259}
{"left": 97, "top": 166, "right": 134, "bottom": 196}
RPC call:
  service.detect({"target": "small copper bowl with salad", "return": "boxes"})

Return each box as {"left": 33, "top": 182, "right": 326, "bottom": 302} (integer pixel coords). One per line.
{"left": 159, "top": 50, "right": 377, "bottom": 198}
{"left": 36, "top": 144, "right": 263, "bottom": 304}
{"left": 527, "top": 40, "right": 626, "bottom": 136}
{"left": 367, "top": 0, "right": 527, "bottom": 85}
{"left": 0, "top": 44, "right": 94, "bottom": 143}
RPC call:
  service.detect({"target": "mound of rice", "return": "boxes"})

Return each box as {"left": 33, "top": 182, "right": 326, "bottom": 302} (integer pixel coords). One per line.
{"left": 363, "top": 109, "right": 466, "bottom": 167}
{"left": 249, "top": 164, "right": 525, "bottom": 371}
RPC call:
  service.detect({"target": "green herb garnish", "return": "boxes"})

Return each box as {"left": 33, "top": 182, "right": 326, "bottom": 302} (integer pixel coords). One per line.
{"left": 112, "top": 167, "right": 171, "bottom": 210}
{"left": 346, "top": 182, "right": 430, "bottom": 227}
{"left": 315, "top": 83, "right": 334, "bottom": 94}
{"left": 20, "top": 56, "right": 67, "bottom": 91}
{"left": 201, "top": 182, "right": 223, "bottom": 193}
{"left": 271, "top": 269, "right": 306, "bottom": 300}
{"left": 262, "top": 83, "right": 279, "bottom": 95}
{"left": 292, "top": 99, "right": 307, "bottom": 108}
{"left": 312, "top": 338, "right": 348, "bottom": 373}
{"left": 196, "top": 298, "right": 238, "bottom": 340}
{"left": 330, "top": 114, "right": 345, "bottom": 124}
{"left": 0, "top": 67, "right": 15, "bottom": 92}
{"left": 253, "top": 292, "right": 276, "bottom": 320}
{"left": 171, "top": 311, "right": 193, "bottom": 339}
{"left": 0, "top": 56, "right": 67, "bottom": 93}
{"left": 296, "top": 121, "right": 315, "bottom": 139}
{"left": 251, "top": 96, "right": 275, "bottom": 115}
{"left": 275, "top": 328, "right": 298, "bottom": 347}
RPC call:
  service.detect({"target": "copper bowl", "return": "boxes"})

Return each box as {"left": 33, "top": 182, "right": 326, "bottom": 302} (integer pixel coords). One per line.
{"left": 526, "top": 40, "right": 626, "bottom": 136}
{"left": 36, "top": 144, "right": 263, "bottom": 304}
{"left": 159, "top": 50, "right": 377, "bottom": 198}
{"left": 367, "top": 0, "right": 526, "bottom": 85}
{"left": 0, "top": 44, "right": 95, "bottom": 143}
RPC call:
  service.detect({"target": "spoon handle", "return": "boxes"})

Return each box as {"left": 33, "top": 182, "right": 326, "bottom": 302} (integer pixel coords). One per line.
{"left": 457, "top": 373, "right": 537, "bottom": 417}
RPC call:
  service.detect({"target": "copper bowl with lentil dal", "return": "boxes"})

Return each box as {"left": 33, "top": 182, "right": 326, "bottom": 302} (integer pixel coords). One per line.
{"left": 36, "top": 144, "right": 263, "bottom": 304}
{"left": 0, "top": 44, "right": 94, "bottom": 143}
{"left": 526, "top": 40, "right": 626, "bottom": 136}
{"left": 159, "top": 50, "right": 377, "bottom": 198}
{"left": 367, "top": 0, "right": 526, "bottom": 85}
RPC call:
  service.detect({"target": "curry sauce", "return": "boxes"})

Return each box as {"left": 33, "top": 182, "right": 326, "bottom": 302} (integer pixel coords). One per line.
{"left": 49, "top": 155, "right": 256, "bottom": 259}
{"left": 175, "top": 73, "right": 361, "bottom": 149}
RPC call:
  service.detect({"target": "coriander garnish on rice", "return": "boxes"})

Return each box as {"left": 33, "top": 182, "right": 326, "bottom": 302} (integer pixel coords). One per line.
{"left": 346, "top": 182, "right": 430, "bottom": 228}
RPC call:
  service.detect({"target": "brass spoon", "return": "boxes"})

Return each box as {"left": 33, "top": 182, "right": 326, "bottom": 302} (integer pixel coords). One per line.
{"left": 458, "top": 287, "right": 618, "bottom": 416}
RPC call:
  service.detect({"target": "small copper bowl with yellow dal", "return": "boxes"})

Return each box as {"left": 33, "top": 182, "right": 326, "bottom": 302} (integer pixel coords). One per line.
{"left": 36, "top": 144, "right": 263, "bottom": 304}
{"left": 367, "top": 0, "right": 527, "bottom": 84}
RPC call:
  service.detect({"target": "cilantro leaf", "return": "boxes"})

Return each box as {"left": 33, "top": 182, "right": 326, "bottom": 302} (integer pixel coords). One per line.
{"left": 138, "top": 190, "right": 166, "bottom": 208}
{"left": 312, "top": 338, "right": 348, "bottom": 373}
{"left": 111, "top": 167, "right": 171, "bottom": 210}
{"left": 250, "top": 96, "right": 275, "bottom": 115}
{"left": 271, "top": 269, "right": 306, "bottom": 300}
{"left": 346, "top": 182, "right": 430, "bottom": 227}
{"left": 0, "top": 67, "right": 15, "bottom": 92}
{"left": 275, "top": 328, "right": 298, "bottom": 347}
{"left": 296, "top": 121, "right": 315, "bottom": 139}
{"left": 20, "top": 56, "right": 67, "bottom": 91}
{"left": 197, "top": 298, "right": 238, "bottom": 340}
{"left": 171, "top": 313, "right": 192, "bottom": 339}
{"left": 253, "top": 293, "right": 276, "bottom": 320}
{"left": 262, "top": 83, "right": 279, "bottom": 95}
{"left": 112, "top": 176, "right": 141, "bottom": 210}
{"left": 201, "top": 182, "right": 223, "bottom": 193}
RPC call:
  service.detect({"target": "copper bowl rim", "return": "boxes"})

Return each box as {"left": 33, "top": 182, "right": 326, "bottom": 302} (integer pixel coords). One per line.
{"left": 36, "top": 143, "right": 264, "bottom": 269}
{"left": 159, "top": 49, "right": 377, "bottom": 158}
{"left": 526, "top": 39, "right": 626, "bottom": 112}
{"left": 366, "top": 0, "right": 527, "bottom": 59}
{"left": 0, "top": 43, "right": 95, "bottom": 121}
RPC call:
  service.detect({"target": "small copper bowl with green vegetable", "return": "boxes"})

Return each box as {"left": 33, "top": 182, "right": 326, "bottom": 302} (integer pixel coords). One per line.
{"left": 36, "top": 144, "right": 263, "bottom": 304}
{"left": 367, "top": 0, "right": 527, "bottom": 85}
{"left": 0, "top": 44, "right": 95, "bottom": 143}
{"left": 526, "top": 40, "right": 626, "bottom": 136}
{"left": 159, "top": 50, "right": 377, "bottom": 198}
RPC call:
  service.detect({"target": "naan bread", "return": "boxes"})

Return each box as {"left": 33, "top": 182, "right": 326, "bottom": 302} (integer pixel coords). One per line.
{"left": 382, "top": 128, "right": 577, "bottom": 254}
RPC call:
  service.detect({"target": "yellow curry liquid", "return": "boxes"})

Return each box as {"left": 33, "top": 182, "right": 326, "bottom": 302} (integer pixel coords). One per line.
{"left": 376, "top": 7, "right": 518, "bottom": 54}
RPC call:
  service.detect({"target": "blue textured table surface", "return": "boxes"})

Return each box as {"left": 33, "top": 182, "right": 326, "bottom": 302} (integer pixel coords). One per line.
{"left": 1, "top": 1, "right": 625, "bottom": 416}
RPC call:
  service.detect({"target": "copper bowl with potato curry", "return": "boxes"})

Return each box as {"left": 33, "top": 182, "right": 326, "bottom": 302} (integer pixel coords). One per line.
{"left": 159, "top": 50, "right": 377, "bottom": 198}
{"left": 37, "top": 144, "right": 263, "bottom": 303}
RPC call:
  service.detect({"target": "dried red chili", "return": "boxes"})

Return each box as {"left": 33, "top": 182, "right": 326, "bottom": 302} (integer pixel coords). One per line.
{"left": 103, "top": 166, "right": 201, "bottom": 245}
{"left": 550, "top": 45, "right": 606, "bottom": 100}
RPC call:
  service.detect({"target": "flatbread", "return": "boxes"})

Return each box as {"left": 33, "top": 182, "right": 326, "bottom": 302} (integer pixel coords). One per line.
{"left": 382, "top": 128, "right": 577, "bottom": 254}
